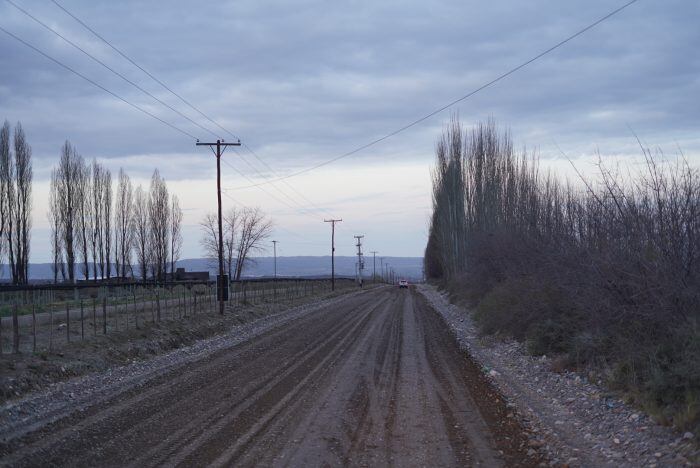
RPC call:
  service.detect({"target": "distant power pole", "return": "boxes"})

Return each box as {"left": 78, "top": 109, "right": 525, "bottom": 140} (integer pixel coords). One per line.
{"left": 370, "top": 251, "right": 378, "bottom": 283}
{"left": 324, "top": 219, "right": 342, "bottom": 291}
{"left": 354, "top": 235, "right": 364, "bottom": 287}
{"left": 272, "top": 240, "right": 278, "bottom": 278}
{"left": 380, "top": 257, "right": 385, "bottom": 283}
{"left": 196, "top": 139, "right": 241, "bottom": 315}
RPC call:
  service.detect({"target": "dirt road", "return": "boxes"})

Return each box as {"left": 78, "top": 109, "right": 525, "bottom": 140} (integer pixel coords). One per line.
{"left": 0, "top": 287, "right": 538, "bottom": 467}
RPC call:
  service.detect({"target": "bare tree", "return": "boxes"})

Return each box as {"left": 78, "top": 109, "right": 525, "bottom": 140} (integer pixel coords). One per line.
{"left": 48, "top": 169, "right": 65, "bottom": 282}
{"left": 169, "top": 194, "right": 183, "bottom": 276}
{"left": 148, "top": 170, "right": 170, "bottom": 282}
{"left": 2, "top": 123, "right": 33, "bottom": 284}
{"left": 223, "top": 207, "right": 239, "bottom": 278}
{"left": 102, "top": 169, "right": 113, "bottom": 280}
{"left": 76, "top": 162, "right": 91, "bottom": 280}
{"left": 55, "top": 141, "right": 83, "bottom": 283}
{"left": 234, "top": 207, "right": 272, "bottom": 280}
{"left": 90, "top": 160, "right": 104, "bottom": 280}
{"left": 132, "top": 184, "right": 150, "bottom": 282}
{"left": 199, "top": 212, "right": 220, "bottom": 271}
{"left": 200, "top": 207, "right": 239, "bottom": 278}
{"left": 114, "top": 169, "right": 133, "bottom": 278}
{"left": 0, "top": 121, "right": 9, "bottom": 273}
{"left": 88, "top": 161, "right": 112, "bottom": 280}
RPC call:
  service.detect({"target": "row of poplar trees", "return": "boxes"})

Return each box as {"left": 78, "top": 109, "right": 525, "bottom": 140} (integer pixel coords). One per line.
{"left": 425, "top": 117, "right": 700, "bottom": 428}
{"left": 0, "top": 121, "right": 32, "bottom": 285}
{"left": 49, "top": 141, "right": 183, "bottom": 284}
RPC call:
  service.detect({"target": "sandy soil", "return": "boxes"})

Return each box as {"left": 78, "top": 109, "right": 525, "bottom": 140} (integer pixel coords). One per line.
{"left": 0, "top": 286, "right": 540, "bottom": 467}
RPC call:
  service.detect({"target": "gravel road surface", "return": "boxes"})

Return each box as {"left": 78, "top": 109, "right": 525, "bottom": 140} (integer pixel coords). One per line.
{"left": 0, "top": 286, "right": 538, "bottom": 467}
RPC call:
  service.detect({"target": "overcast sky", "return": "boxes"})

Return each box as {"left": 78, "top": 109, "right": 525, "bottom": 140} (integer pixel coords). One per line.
{"left": 1, "top": 0, "right": 698, "bottom": 262}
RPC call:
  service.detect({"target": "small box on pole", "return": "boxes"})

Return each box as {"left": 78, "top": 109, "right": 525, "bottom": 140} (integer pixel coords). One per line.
{"left": 217, "top": 274, "right": 230, "bottom": 301}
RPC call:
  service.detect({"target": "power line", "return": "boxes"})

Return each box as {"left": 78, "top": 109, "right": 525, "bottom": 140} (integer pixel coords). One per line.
{"left": 5, "top": 0, "right": 220, "bottom": 140}
{"left": 228, "top": 0, "right": 642, "bottom": 190}
{"left": 49, "top": 0, "right": 340, "bottom": 219}
{"left": 219, "top": 158, "right": 323, "bottom": 223}
{"left": 2, "top": 4, "right": 344, "bottom": 250}
{"left": 50, "top": 0, "right": 232, "bottom": 139}
{"left": 0, "top": 25, "right": 197, "bottom": 140}
{"left": 16, "top": 0, "right": 336, "bottom": 221}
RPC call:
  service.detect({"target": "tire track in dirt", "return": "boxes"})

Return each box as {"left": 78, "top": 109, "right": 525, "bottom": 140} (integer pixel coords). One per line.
{"left": 1, "top": 286, "right": 541, "bottom": 467}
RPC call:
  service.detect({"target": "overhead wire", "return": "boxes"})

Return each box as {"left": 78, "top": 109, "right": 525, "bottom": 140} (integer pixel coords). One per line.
{"left": 4, "top": 0, "right": 222, "bottom": 140}
{"left": 4, "top": 0, "right": 640, "bottom": 245}
{"left": 0, "top": 25, "right": 197, "bottom": 140}
{"left": 228, "top": 0, "right": 642, "bottom": 190}
{"left": 9, "top": 0, "right": 339, "bottom": 227}
{"left": 1, "top": 2, "right": 355, "bottom": 245}
{"left": 49, "top": 0, "right": 234, "bottom": 140}
{"left": 47, "top": 0, "right": 336, "bottom": 218}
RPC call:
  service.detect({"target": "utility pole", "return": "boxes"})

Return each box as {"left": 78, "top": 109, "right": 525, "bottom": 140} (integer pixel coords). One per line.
{"left": 272, "top": 240, "right": 278, "bottom": 279}
{"left": 196, "top": 139, "right": 240, "bottom": 315}
{"left": 380, "top": 257, "right": 385, "bottom": 283}
{"left": 324, "top": 219, "right": 342, "bottom": 291}
{"left": 354, "top": 235, "right": 364, "bottom": 287}
{"left": 370, "top": 251, "right": 378, "bottom": 283}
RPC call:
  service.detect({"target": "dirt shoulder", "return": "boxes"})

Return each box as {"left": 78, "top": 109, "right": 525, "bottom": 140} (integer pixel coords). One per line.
{"left": 0, "top": 284, "right": 364, "bottom": 403}
{"left": 2, "top": 285, "right": 541, "bottom": 467}
{"left": 418, "top": 284, "right": 698, "bottom": 468}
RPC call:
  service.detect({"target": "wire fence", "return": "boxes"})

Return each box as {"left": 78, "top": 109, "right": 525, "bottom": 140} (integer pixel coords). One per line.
{"left": 0, "top": 278, "right": 356, "bottom": 355}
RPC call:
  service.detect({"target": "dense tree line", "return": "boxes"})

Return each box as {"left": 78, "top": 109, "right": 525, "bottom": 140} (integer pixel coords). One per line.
{"left": 426, "top": 118, "right": 700, "bottom": 429}
{"left": 200, "top": 206, "right": 272, "bottom": 280}
{"left": 1, "top": 121, "right": 33, "bottom": 285}
{"left": 48, "top": 144, "right": 183, "bottom": 283}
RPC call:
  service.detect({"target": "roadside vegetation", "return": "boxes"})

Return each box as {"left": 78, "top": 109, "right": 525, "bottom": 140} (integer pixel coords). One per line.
{"left": 424, "top": 118, "right": 700, "bottom": 431}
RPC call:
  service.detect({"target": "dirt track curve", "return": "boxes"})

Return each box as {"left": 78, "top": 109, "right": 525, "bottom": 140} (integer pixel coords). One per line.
{"left": 0, "top": 286, "right": 539, "bottom": 467}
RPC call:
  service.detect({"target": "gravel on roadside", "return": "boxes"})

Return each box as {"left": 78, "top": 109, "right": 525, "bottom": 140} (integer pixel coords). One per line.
{"left": 0, "top": 287, "right": 381, "bottom": 446}
{"left": 418, "top": 283, "right": 698, "bottom": 468}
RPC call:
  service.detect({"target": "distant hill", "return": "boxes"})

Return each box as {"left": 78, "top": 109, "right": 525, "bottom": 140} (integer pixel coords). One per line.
{"left": 1, "top": 256, "right": 423, "bottom": 282}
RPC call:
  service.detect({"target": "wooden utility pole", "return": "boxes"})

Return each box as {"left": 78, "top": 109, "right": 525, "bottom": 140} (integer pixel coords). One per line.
{"left": 354, "top": 235, "right": 364, "bottom": 287}
{"left": 196, "top": 139, "right": 241, "bottom": 314}
{"left": 370, "top": 251, "right": 378, "bottom": 283}
{"left": 272, "top": 240, "right": 278, "bottom": 278}
{"left": 324, "top": 219, "right": 342, "bottom": 290}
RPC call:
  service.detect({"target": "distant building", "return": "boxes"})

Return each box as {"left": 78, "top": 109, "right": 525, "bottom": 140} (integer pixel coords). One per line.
{"left": 168, "top": 268, "right": 210, "bottom": 281}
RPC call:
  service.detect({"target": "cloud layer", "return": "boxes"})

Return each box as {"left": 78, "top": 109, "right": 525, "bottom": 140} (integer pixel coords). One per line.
{"left": 1, "top": 0, "right": 698, "bottom": 261}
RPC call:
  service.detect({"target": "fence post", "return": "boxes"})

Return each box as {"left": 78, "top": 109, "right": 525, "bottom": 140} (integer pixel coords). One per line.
{"left": 156, "top": 289, "right": 161, "bottom": 322}
{"left": 80, "top": 300, "right": 84, "bottom": 340}
{"left": 12, "top": 303, "right": 19, "bottom": 354}
{"left": 49, "top": 307, "right": 54, "bottom": 352}
{"left": 102, "top": 295, "right": 107, "bottom": 335}
{"left": 92, "top": 298, "right": 97, "bottom": 336}
{"left": 133, "top": 292, "right": 139, "bottom": 329}
{"left": 66, "top": 302, "right": 70, "bottom": 343}
{"left": 32, "top": 302, "right": 36, "bottom": 353}
{"left": 150, "top": 289, "right": 155, "bottom": 322}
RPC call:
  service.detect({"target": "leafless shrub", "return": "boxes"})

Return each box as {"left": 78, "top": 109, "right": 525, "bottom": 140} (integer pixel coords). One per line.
{"left": 426, "top": 118, "right": 700, "bottom": 429}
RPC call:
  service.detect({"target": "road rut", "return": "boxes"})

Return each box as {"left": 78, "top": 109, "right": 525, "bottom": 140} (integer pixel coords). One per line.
{"left": 0, "top": 287, "right": 538, "bottom": 467}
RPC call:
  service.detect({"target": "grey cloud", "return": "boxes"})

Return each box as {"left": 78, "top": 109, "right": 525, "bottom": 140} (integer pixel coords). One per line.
{"left": 2, "top": 0, "right": 699, "bottom": 260}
